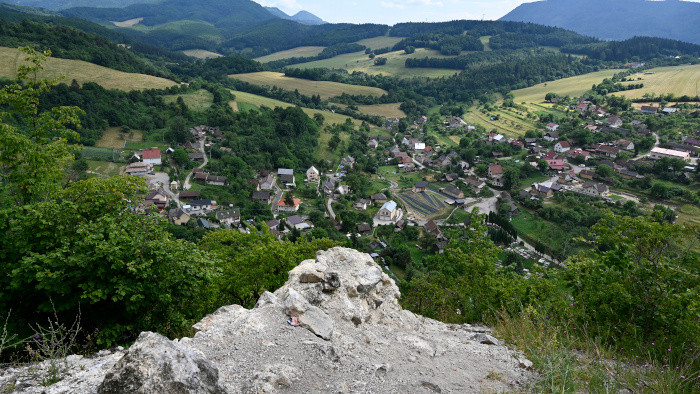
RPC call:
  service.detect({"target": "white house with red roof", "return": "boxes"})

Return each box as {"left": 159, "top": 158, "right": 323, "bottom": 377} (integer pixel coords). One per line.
{"left": 554, "top": 141, "right": 571, "bottom": 153}
{"left": 142, "top": 150, "right": 162, "bottom": 166}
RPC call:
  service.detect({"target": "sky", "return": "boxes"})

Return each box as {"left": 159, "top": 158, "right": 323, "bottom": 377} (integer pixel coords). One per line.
{"left": 255, "top": 0, "right": 700, "bottom": 25}
{"left": 254, "top": 0, "right": 540, "bottom": 24}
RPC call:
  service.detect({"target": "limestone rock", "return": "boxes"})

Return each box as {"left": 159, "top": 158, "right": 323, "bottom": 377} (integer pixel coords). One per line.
{"left": 471, "top": 333, "right": 501, "bottom": 346}
{"left": 97, "top": 332, "right": 226, "bottom": 394}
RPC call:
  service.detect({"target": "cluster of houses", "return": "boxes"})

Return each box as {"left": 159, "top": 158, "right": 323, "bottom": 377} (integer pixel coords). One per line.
{"left": 192, "top": 168, "right": 227, "bottom": 186}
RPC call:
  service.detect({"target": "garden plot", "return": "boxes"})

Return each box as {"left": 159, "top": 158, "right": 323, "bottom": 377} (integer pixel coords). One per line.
{"left": 398, "top": 190, "right": 447, "bottom": 218}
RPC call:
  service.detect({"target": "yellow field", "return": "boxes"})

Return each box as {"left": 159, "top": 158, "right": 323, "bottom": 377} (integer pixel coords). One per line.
{"left": 96, "top": 127, "right": 144, "bottom": 149}
{"left": 163, "top": 89, "right": 213, "bottom": 111}
{"left": 615, "top": 64, "right": 700, "bottom": 99}
{"left": 356, "top": 103, "right": 406, "bottom": 118}
{"left": 254, "top": 46, "right": 325, "bottom": 63}
{"left": 182, "top": 49, "right": 223, "bottom": 59}
{"left": 229, "top": 71, "right": 387, "bottom": 99}
{"left": 289, "top": 48, "right": 459, "bottom": 79}
{"left": 463, "top": 105, "right": 542, "bottom": 138}
{"left": 356, "top": 36, "right": 404, "bottom": 50}
{"left": 512, "top": 69, "right": 626, "bottom": 103}
{"left": 0, "top": 47, "right": 178, "bottom": 91}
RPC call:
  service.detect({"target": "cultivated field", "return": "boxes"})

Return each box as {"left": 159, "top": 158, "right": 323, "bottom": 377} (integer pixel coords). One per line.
{"left": 229, "top": 71, "right": 387, "bottom": 99}
{"left": 616, "top": 64, "right": 700, "bottom": 99}
{"left": 87, "top": 160, "right": 122, "bottom": 177}
{"left": 182, "top": 49, "right": 223, "bottom": 59}
{"left": 163, "top": 89, "right": 214, "bottom": 111}
{"left": 463, "top": 105, "right": 540, "bottom": 138}
{"left": 96, "top": 127, "right": 145, "bottom": 149}
{"left": 512, "top": 69, "right": 626, "bottom": 103}
{"left": 0, "top": 47, "right": 178, "bottom": 91}
{"left": 254, "top": 46, "right": 325, "bottom": 63}
{"left": 356, "top": 36, "right": 404, "bottom": 50}
{"left": 289, "top": 48, "right": 460, "bottom": 79}
{"left": 356, "top": 103, "right": 406, "bottom": 118}
{"left": 398, "top": 190, "right": 448, "bottom": 219}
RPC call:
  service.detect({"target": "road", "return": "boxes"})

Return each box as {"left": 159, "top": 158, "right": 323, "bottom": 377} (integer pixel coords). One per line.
{"left": 327, "top": 197, "right": 336, "bottom": 220}
{"left": 632, "top": 133, "right": 660, "bottom": 161}
{"left": 271, "top": 184, "right": 283, "bottom": 218}
{"left": 146, "top": 172, "right": 182, "bottom": 208}
{"left": 183, "top": 139, "right": 209, "bottom": 190}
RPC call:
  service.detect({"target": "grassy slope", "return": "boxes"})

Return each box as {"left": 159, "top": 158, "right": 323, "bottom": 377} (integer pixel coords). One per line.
{"left": 356, "top": 103, "right": 406, "bottom": 118}
{"left": 253, "top": 46, "right": 326, "bottom": 63}
{"left": 182, "top": 49, "right": 223, "bottom": 59}
{"left": 163, "top": 89, "right": 214, "bottom": 111}
{"left": 229, "top": 71, "right": 387, "bottom": 99}
{"left": 95, "top": 127, "right": 144, "bottom": 149}
{"left": 615, "top": 64, "right": 700, "bottom": 99}
{"left": 288, "top": 48, "right": 460, "bottom": 79}
{"left": 512, "top": 69, "right": 626, "bottom": 103}
{"left": 0, "top": 47, "right": 177, "bottom": 91}
{"left": 356, "top": 36, "right": 404, "bottom": 50}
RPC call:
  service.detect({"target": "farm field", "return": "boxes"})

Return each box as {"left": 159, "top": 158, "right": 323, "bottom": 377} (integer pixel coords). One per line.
{"left": 289, "top": 48, "right": 459, "bottom": 79}
{"left": 87, "top": 160, "right": 122, "bottom": 177}
{"left": 182, "top": 49, "right": 223, "bottom": 59}
{"left": 163, "top": 89, "right": 214, "bottom": 111}
{"left": 462, "top": 105, "right": 538, "bottom": 138}
{"left": 229, "top": 71, "right": 387, "bottom": 99}
{"left": 398, "top": 190, "right": 448, "bottom": 219}
{"left": 254, "top": 46, "right": 325, "bottom": 62}
{"left": 96, "top": 127, "right": 145, "bottom": 149}
{"left": 356, "top": 103, "right": 406, "bottom": 118}
{"left": 616, "top": 64, "right": 700, "bottom": 99}
{"left": 512, "top": 68, "right": 626, "bottom": 103}
{"left": 0, "top": 47, "right": 178, "bottom": 91}
{"left": 355, "top": 36, "right": 404, "bottom": 50}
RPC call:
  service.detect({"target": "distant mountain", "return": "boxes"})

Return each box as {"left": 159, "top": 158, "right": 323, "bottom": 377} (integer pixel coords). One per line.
{"left": 264, "top": 6, "right": 325, "bottom": 25}
{"left": 500, "top": 0, "right": 700, "bottom": 45}
{"left": 5, "top": 0, "right": 152, "bottom": 10}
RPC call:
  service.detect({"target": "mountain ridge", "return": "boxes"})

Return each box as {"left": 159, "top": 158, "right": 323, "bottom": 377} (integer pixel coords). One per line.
{"left": 500, "top": 0, "right": 700, "bottom": 45}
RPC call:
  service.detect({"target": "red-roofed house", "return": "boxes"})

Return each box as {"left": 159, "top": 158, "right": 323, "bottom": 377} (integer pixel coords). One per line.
{"left": 568, "top": 149, "right": 590, "bottom": 160}
{"left": 142, "top": 150, "right": 162, "bottom": 166}
{"left": 488, "top": 164, "right": 504, "bottom": 187}
{"left": 276, "top": 198, "right": 301, "bottom": 213}
{"left": 554, "top": 141, "right": 571, "bottom": 153}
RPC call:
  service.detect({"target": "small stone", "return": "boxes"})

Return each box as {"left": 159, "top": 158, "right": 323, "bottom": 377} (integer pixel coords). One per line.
{"left": 299, "top": 271, "right": 325, "bottom": 283}
{"left": 421, "top": 381, "right": 442, "bottom": 392}
{"left": 470, "top": 333, "right": 500, "bottom": 346}
{"left": 518, "top": 358, "right": 533, "bottom": 370}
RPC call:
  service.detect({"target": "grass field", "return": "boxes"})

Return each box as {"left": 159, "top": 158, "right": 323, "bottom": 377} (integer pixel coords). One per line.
{"left": 355, "top": 36, "right": 404, "bottom": 50}
{"left": 87, "top": 160, "right": 122, "bottom": 177}
{"left": 615, "top": 64, "right": 700, "bottom": 99}
{"left": 229, "top": 71, "right": 387, "bottom": 99}
{"left": 0, "top": 47, "right": 178, "bottom": 91}
{"left": 96, "top": 127, "right": 144, "bottom": 149}
{"left": 254, "top": 46, "right": 325, "bottom": 63}
{"left": 182, "top": 49, "right": 223, "bottom": 59}
{"left": 480, "top": 36, "right": 492, "bottom": 51}
{"left": 163, "top": 89, "right": 213, "bottom": 111}
{"left": 512, "top": 69, "right": 626, "bottom": 103}
{"left": 288, "top": 48, "right": 459, "bottom": 79}
{"left": 463, "top": 105, "right": 541, "bottom": 138}
{"left": 356, "top": 103, "right": 406, "bottom": 118}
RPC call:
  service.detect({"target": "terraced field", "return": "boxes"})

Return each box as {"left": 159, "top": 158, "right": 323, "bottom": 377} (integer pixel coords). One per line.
{"left": 229, "top": 71, "right": 387, "bottom": 99}
{"left": 0, "top": 47, "right": 177, "bottom": 91}
{"left": 398, "top": 190, "right": 447, "bottom": 218}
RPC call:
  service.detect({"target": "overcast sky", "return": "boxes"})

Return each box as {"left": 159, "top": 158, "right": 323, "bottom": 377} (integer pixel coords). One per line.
{"left": 255, "top": 0, "right": 700, "bottom": 25}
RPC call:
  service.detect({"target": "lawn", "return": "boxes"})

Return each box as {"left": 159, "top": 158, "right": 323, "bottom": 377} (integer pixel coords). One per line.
{"left": 0, "top": 47, "right": 178, "bottom": 91}
{"left": 96, "top": 127, "right": 145, "bottom": 149}
{"left": 87, "top": 160, "right": 122, "bottom": 177}
{"left": 229, "top": 71, "right": 387, "bottom": 99}
{"left": 615, "top": 64, "right": 700, "bottom": 99}
{"left": 288, "top": 48, "right": 459, "bottom": 79}
{"left": 163, "top": 89, "right": 214, "bottom": 111}
{"left": 512, "top": 68, "right": 626, "bottom": 103}
{"left": 356, "top": 103, "right": 406, "bottom": 118}
{"left": 676, "top": 204, "right": 700, "bottom": 226}
{"left": 181, "top": 49, "right": 223, "bottom": 59}
{"left": 254, "top": 46, "right": 325, "bottom": 63}
{"left": 356, "top": 36, "right": 404, "bottom": 50}
{"left": 511, "top": 209, "right": 567, "bottom": 252}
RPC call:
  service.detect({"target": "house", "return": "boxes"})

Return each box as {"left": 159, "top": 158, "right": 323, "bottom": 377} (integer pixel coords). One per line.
{"left": 188, "top": 199, "right": 217, "bottom": 214}
{"left": 168, "top": 209, "right": 190, "bottom": 226}
{"left": 442, "top": 185, "right": 464, "bottom": 199}
{"left": 194, "top": 172, "right": 209, "bottom": 184}
{"left": 182, "top": 141, "right": 198, "bottom": 150}
{"left": 124, "top": 162, "right": 153, "bottom": 176}
{"left": 607, "top": 117, "right": 623, "bottom": 128}
{"left": 554, "top": 141, "right": 571, "bottom": 153}
{"left": 595, "top": 145, "right": 620, "bottom": 159}
{"left": 568, "top": 149, "right": 590, "bottom": 160}
{"left": 423, "top": 220, "right": 443, "bottom": 239}
{"left": 354, "top": 199, "right": 371, "bottom": 210}
{"left": 340, "top": 156, "right": 355, "bottom": 169}
{"left": 576, "top": 103, "right": 588, "bottom": 112}
{"left": 306, "top": 166, "right": 320, "bottom": 183}
{"left": 668, "top": 143, "right": 700, "bottom": 157}
{"left": 649, "top": 147, "right": 690, "bottom": 162}
{"left": 413, "top": 182, "right": 427, "bottom": 192}
{"left": 531, "top": 183, "right": 553, "bottom": 198}
{"left": 641, "top": 106, "right": 658, "bottom": 115}
{"left": 336, "top": 185, "right": 351, "bottom": 196}
{"left": 544, "top": 132, "right": 559, "bottom": 142}
{"left": 376, "top": 201, "right": 401, "bottom": 224}
{"left": 511, "top": 140, "right": 524, "bottom": 148}
{"left": 367, "top": 139, "right": 379, "bottom": 149}
{"left": 434, "top": 156, "right": 451, "bottom": 168}
{"left": 179, "top": 190, "right": 201, "bottom": 200}
{"left": 277, "top": 168, "right": 296, "bottom": 187}
{"left": 662, "top": 108, "right": 677, "bottom": 115}
{"left": 141, "top": 150, "right": 162, "bottom": 166}
{"left": 581, "top": 182, "right": 609, "bottom": 198}
{"left": 286, "top": 215, "right": 311, "bottom": 231}
{"left": 266, "top": 219, "right": 280, "bottom": 232}
{"left": 614, "top": 139, "right": 635, "bottom": 151}
{"left": 524, "top": 138, "right": 537, "bottom": 146}
{"left": 414, "top": 143, "right": 426, "bottom": 152}
{"left": 579, "top": 170, "right": 596, "bottom": 180}
{"left": 464, "top": 176, "right": 485, "bottom": 190}
{"left": 206, "top": 175, "right": 226, "bottom": 187}
{"left": 546, "top": 159, "right": 567, "bottom": 172}
{"left": 197, "top": 218, "right": 211, "bottom": 229}
{"left": 487, "top": 164, "right": 504, "bottom": 187}
{"left": 546, "top": 123, "right": 559, "bottom": 132}
{"left": 276, "top": 198, "right": 301, "bottom": 213}
{"left": 322, "top": 180, "right": 335, "bottom": 195}
{"left": 619, "top": 169, "right": 643, "bottom": 180}
{"left": 259, "top": 174, "right": 276, "bottom": 190}
{"left": 371, "top": 193, "right": 388, "bottom": 204}
{"left": 446, "top": 116, "right": 467, "bottom": 129}
{"left": 252, "top": 191, "right": 272, "bottom": 205}
{"left": 357, "top": 223, "right": 372, "bottom": 235}
{"left": 444, "top": 173, "right": 459, "bottom": 182}
{"left": 145, "top": 189, "right": 168, "bottom": 210}
{"left": 684, "top": 138, "right": 700, "bottom": 147}
{"left": 216, "top": 209, "right": 241, "bottom": 227}
{"left": 189, "top": 152, "right": 205, "bottom": 162}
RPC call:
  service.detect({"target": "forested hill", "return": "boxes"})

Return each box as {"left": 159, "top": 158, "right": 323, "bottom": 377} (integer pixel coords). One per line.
{"left": 500, "top": 0, "right": 700, "bottom": 45}
{"left": 9, "top": 0, "right": 151, "bottom": 10}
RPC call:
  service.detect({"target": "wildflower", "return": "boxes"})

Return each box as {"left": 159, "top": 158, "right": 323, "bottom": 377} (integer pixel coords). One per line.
{"left": 651, "top": 342, "right": 655, "bottom": 345}
{"left": 668, "top": 348, "right": 671, "bottom": 352}
{"left": 34, "top": 334, "right": 39, "bottom": 339}
{"left": 681, "top": 376, "right": 686, "bottom": 379}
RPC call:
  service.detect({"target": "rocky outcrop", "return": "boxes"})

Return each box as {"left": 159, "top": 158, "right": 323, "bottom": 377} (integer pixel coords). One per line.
{"left": 0, "top": 247, "right": 535, "bottom": 393}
